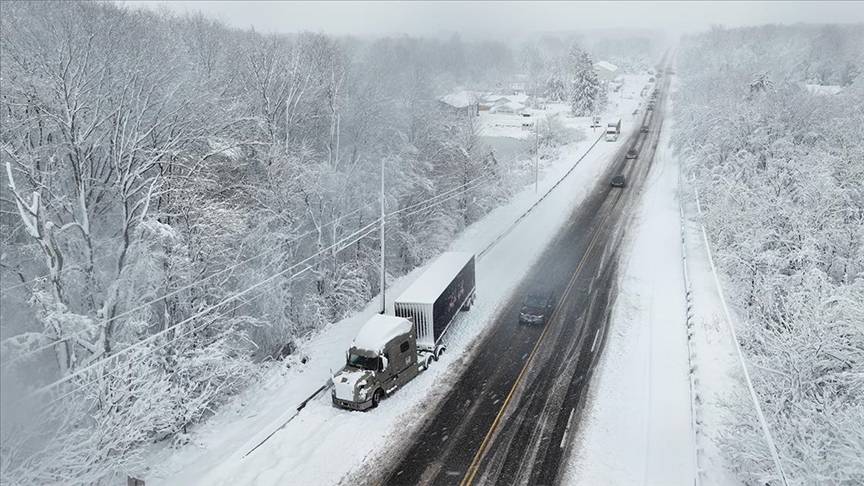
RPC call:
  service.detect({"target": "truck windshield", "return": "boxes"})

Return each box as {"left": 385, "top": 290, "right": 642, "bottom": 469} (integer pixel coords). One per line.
{"left": 347, "top": 353, "right": 379, "bottom": 371}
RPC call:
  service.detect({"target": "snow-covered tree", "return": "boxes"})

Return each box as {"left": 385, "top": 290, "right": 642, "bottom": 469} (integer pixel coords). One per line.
{"left": 569, "top": 49, "right": 601, "bottom": 116}
{"left": 673, "top": 24, "right": 864, "bottom": 485}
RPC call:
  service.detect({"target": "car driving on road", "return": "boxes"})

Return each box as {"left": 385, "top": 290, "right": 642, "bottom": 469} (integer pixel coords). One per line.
{"left": 519, "top": 287, "right": 555, "bottom": 325}
{"left": 611, "top": 174, "right": 626, "bottom": 188}
{"left": 627, "top": 148, "right": 638, "bottom": 159}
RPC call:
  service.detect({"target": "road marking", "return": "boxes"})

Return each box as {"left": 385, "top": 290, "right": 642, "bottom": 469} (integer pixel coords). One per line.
{"left": 559, "top": 407, "right": 577, "bottom": 449}
{"left": 591, "top": 329, "right": 600, "bottom": 353}
{"left": 460, "top": 191, "right": 618, "bottom": 486}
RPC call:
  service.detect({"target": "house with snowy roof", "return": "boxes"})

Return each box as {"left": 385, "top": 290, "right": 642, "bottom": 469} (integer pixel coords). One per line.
{"left": 439, "top": 91, "right": 480, "bottom": 117}
{"left": 489, "top": 101, "right": 526, "bottom": 115}
{"left": 594, "top": 61, "right": 620, "bottom": 81}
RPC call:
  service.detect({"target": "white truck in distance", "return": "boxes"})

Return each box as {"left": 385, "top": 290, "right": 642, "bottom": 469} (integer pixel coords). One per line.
{"left": 606, "top": 118, "right": 622, "bottom": 141}
{"left": 331, "top": 252, "right": 476, "bottom": 410}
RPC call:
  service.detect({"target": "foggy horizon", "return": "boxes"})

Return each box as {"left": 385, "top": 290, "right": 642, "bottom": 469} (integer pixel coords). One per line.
{"left": 123, "top": 0, "right": 864, "bottom": 38}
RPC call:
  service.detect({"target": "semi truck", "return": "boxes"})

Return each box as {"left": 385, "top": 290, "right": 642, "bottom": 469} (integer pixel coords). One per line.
{"left": 606, "top": 118, "right": 622, "bottom": 142}
{"left": 331, "top": 252, "right": 476, "bottom": 410}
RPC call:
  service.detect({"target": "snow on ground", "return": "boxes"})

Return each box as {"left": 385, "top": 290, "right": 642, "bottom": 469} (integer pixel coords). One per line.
{"left": 142, "top": 81, "right": 649, "bottom": 486}
{"left": 564, "top": 75, "right": 741, "bottom": 485}
{"left": 478, "top": 74, "right": 654, "bottom": 139}
{"left": 680, "top": 176, "right": 743, "bottom": 486}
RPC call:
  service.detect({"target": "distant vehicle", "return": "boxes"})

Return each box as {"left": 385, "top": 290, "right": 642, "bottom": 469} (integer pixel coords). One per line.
{"left": 640, "top": 125, "right": 649, "bottom": 133}
{"left": 648, "top": 102, "right": 655, "bottom": 111}
{"left": 590, "top": 115, "right": 602, "bottom": 128}
{"left": 611, "top": 174, "right": 627, "bottom": 188}
{"left": 519, "top": 287, "right": 555, "bottom": 325}
{"left": 627, "top": 148, "right": 638, "bottom": 159}
{"left": 606, "top": 118, "right": 622, "bottom": 142}
{"left": 649, "top": 77, "right": 655, "bottom": 82}
{"left": 332, "top": 252, "right": 476, "bottom": 410}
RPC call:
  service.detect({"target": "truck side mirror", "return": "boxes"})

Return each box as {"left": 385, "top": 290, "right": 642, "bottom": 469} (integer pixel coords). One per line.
{"left": 380, "top": 355, "right": 389, "bottom": 371}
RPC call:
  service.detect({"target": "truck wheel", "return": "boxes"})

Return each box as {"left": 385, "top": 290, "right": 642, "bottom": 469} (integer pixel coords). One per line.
{"left": 422, "top": 354, "right": 435, "bottom": 371}
{"left": 435, "top": 345, "right": 446, "bottom": 361}
{"left": 462, "top": 294, "right": 475, "bottom": 311}
{"left": 372, "top": 389, "right": 384, "bottom": 408}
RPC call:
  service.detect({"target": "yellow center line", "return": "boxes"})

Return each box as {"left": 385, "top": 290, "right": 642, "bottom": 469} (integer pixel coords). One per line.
{"left": 460, "top": 194, "right": 619, "bottom": 486}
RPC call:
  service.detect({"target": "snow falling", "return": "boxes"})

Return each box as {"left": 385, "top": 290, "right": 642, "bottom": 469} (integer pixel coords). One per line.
{"left": 1, "top": 2, "right": 862, "bottom": 485}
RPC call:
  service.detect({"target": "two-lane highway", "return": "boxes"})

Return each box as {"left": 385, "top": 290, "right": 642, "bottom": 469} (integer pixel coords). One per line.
{"left": 375, "top": 58, "right": 674, "bottom": 486}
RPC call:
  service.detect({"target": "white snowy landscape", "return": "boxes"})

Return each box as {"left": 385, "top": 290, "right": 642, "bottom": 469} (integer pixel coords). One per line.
{"left": 1, "top": 2, "right": 862, "bottom": 485}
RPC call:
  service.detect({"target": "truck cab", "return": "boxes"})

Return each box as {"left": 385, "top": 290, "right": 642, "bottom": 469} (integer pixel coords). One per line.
{"left": 331, "top": 315, "right": 419, "bottom": 411}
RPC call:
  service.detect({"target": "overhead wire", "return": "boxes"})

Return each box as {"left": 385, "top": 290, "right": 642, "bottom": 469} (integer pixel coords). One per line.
{"left": 19, "top": 169, "right": 496, "bottom": 399}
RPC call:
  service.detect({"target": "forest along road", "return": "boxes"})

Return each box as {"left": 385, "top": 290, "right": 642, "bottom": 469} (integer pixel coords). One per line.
{"left": 378, "top": 68, "right": 673, "bottom": 486}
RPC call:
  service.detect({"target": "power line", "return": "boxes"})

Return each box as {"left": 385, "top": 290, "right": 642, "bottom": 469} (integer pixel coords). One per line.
{"left": 27, "top": 222, "right": 380, "bottom": 399}
{"left": 44, "top": 286, "right": 269, "bottom": 408}
{"left": 2, "top": 206, "right": 370, "bottom": 368}
{"left": 3, "top": 171, "right": 494, "bottom": 367}
{"left": 13, "top": 170, "right": 498, "bottom": 395}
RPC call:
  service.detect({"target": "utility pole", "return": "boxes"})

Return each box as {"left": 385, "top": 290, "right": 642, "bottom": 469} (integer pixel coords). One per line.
{"left": 380, "top": 157, "right": 386, "bottom": 314}
{"left": 534, "top": 118, "right": 539, "bottom": 194}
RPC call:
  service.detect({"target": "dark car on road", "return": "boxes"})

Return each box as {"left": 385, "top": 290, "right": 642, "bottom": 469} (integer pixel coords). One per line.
{"left": 611, "top": 174, "right": 626, "bottom": 188}
{"left": 640, "top": 125, "right": 649, "bottom": 133}
{"left": 519, "top": 287, "right": 555, "bottom": 325}
{"left": 627, "top": 148, "right": 638, "bottom": 159}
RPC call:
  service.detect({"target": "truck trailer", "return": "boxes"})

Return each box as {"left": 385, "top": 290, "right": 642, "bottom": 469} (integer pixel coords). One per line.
{"left": 606, "top": 118, "right": 622, "bottom": 142}
{"left": 331, "top": 252, "right": 476, "bottom": 410}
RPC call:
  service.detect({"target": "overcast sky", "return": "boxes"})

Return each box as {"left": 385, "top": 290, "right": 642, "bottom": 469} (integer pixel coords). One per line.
{"left": 123, "top": 1, "right": 863, "bottom": 37}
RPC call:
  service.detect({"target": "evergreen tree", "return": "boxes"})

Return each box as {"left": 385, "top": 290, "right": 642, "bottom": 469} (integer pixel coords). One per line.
{"left": 544, "top": 65, "right": 569, "bottom": 101}
{"left": 569, "top": 50, "right": 601, "bottom": 116}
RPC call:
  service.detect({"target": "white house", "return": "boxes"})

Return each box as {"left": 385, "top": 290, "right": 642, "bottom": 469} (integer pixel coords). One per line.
{"left": 594, "top": 61, "right": 620, "bottom": 81}
{"left": 490, "top": 101, "right": 526, "bottom": 115}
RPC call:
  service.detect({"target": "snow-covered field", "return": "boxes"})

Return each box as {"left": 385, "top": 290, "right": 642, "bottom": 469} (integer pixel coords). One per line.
{"left": 563, "top": 76, "right": 742, "bottom": 485}
{"left": 143, "top": 77, "right": 650, "bottom": 485}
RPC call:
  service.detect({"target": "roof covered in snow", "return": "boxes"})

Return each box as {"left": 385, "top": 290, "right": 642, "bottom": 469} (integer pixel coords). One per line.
{"left": 352, "top": 314, "right": 413, "bottom": 352}
{"left": 492, "top": 101, "right": 526, "bottom": 112}
{"left": 396, "top": 252, "right": 474, "bottom": 305}
{"left": 594, "top": 61, "right": 619, "bottom": 72}
{"left": 484, "top": 94, "right": 509, "bottom": 103}
{"left": 484, "top": 93, "right": 529, "bottom": 105}
{"left": 804, "top": 84, "right": 843, "bottom": 95}
{"left": 440, "top": 91, "right": 477, "bottom": 109}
